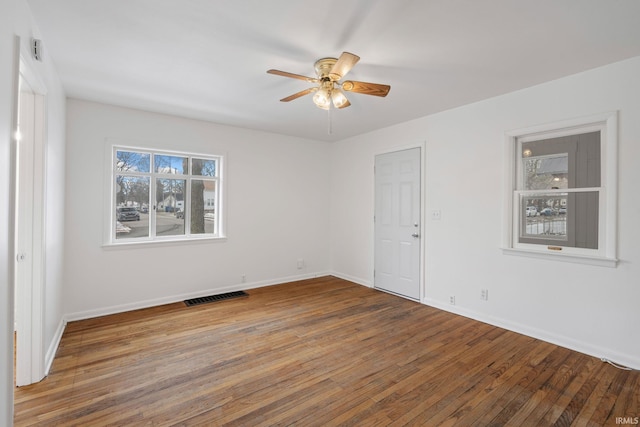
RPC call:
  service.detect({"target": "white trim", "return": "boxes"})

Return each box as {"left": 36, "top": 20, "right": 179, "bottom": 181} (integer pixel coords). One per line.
{"left": 64, "top": 271, "right": 332, "bottom": 322}
{"left": 503, "top": 112, "right": 618, "bottom": 266}
{"left": 424, "top": 297, "right": 639, "bottom": 370}
{"left": 517, "top": 187, "right": 602, "bottom": 195}
{"left": 104, "top": 140, "right": 227, "bottom": 245}
{"left": 44, "top": 318, "right": 66, "bottom": 376}
{"left": 330, "top": 271, "right": 371, "bottom": 288}
{"left": 7, "top": 39, "right": 19, "bottom": 424}
{"left": 103, "top": 235, "right": 227, "bottom": 249}
{"left": 501, "top": 247, "right": 617, "bottom": 268}
{"left": 505, "top": 112, "right": 616, "bottom": 140}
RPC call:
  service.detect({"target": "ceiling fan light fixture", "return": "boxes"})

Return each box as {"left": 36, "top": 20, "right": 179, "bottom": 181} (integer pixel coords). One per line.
{"left": 313, "top": 87, "right": 331, "bottom": 110}
{"left": 331, "top": 88, "right": 349, "bottom": 109}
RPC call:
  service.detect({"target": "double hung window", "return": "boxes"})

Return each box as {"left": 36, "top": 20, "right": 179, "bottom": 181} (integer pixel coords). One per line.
{"left": 111, "top": 147, "right": 223, "bottom": 243}
{"left": 504, "top": 112, "right": 617, "bottom": 266}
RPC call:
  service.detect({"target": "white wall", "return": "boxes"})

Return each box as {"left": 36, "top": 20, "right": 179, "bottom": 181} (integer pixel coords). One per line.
{"left": 0, "top": 1, "right": 16, "bottom": 422}
{"left": 63, "top": 99, "right": 331, "bottom": 319}
{"left": 330, "top": 56, "right": 640, "bottom": 369}
{"left": 42, "top": 67, "right": 66, "bottom": 371}
{"left": 1, "top": 0, "right": 67, "bottom": 421}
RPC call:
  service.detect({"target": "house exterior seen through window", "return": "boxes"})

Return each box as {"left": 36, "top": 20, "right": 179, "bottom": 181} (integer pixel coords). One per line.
{"left": 112, "top": 147, "right": 223, "bottom": 243}
{"left": 518, "top": 131, "right": 600, "bottom": 249}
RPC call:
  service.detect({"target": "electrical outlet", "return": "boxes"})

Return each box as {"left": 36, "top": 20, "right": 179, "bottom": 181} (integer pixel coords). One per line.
{"left": 241, "top": 274, "right": 246, "bottom": 283}
{"left": 481, "top": 289, "right": 489, "bottom": 301}
{"left": 431, "top": 210, "right": 442, "bottom": 221}
{"left": 449, "top": 295, "right": 456, "bottom": 305}
{"left": 297, "top": 259, "right": 305, "bottom": 269}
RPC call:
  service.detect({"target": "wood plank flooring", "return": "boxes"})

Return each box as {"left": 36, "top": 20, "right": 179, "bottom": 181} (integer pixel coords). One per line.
{"left": 14, "top": 276, "right": 639, "bottom": 426}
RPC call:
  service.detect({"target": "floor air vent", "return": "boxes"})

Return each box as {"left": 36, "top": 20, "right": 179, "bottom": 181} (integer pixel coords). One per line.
{"left": 184, "top": 291, "right": 248, "bottom": 307}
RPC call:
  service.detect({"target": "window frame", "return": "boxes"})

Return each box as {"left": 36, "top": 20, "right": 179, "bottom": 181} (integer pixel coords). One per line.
{"left": 502, "top": 112, "right": 618, "bottom": 267}
{"left": 106, "top": 144, "right": 226, "bottom": 246}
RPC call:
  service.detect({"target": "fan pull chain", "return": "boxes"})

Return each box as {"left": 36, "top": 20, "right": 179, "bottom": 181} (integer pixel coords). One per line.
{"left": 327, "top": 104, "right": 332, "bottom": 135}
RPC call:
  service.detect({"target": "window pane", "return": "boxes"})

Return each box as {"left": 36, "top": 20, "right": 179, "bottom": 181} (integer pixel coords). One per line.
{"left": 521, "top": 193, "right": 568, "bottom": 241}
{"left": 520, "top": 191, "right": 598, "bottom": 249}
{"left": 155, "top": 178, "right": 186, "bottom": 236}
{"left": 523, "top": 154, "right": 568, "bottom": 190}
{"left": 572, "top": 192, "right": 599, "bottom": 249}
{"left": 116, "top": 150, "right": 150, "bottom": 173}
{"left": 115, "top": 175, "right": 149, "bottom": 239}
{"left": 192, "top": 158, "right": 216, "bottom": 177}
{"left": 521, "top": 131, "right": 600, "bottom": 189}
{"left": 191, "top": 179, "right": 216, "bottom": 235}
{"left": 155, "top": 154, "right": 188, "bottom": 175}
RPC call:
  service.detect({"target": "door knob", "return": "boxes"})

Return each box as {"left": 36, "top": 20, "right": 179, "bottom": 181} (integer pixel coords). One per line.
{"left": 411, "top": 233, "right": 419, "bottom": 238}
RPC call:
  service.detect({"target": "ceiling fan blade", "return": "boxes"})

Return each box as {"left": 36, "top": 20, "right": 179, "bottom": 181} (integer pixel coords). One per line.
{"left": 267, "top": 69, "right": 318, "bottom": 83}
{"left": 280, "top": 87, "right": 318, "bottom": 102}
{"left": 341, "top": 80, "right": 390, "bottom": 97}
{"left": 329, "top": 52, "right": 360, "bottom": 80}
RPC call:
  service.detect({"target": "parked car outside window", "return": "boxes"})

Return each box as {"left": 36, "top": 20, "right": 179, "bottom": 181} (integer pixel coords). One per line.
{"left": 117, "top": 207, "right": 140, "bottom": 221}
{"left": 540, "top": 208, "right": 556, "bottom": 216}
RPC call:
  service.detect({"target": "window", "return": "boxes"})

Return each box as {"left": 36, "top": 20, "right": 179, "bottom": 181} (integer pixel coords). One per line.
{"left": 503, "top": 112, "right": 617, "bottom": 267}
{"left": 111, "top": 147, "right": 223, "bottom": 243}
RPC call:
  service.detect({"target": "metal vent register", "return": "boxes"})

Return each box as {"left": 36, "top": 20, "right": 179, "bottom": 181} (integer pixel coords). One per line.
{"left": 184, "top": 291, "right": 248, "bottom": 307}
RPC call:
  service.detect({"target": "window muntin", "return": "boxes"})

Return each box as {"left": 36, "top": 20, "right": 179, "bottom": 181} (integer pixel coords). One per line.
{"left": 112, "top": 147, "right": 222, "bottom": 243}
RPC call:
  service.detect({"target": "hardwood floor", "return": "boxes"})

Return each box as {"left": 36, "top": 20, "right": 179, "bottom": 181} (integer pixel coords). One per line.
{"left": 14, "top": 276, "right": 639, "bottom": 426}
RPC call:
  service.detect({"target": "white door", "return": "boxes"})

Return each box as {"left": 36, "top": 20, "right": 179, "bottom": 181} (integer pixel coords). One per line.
{"left": 374, "top": 147, "right": 421, "bottom": 300}
{"left": 14, "top": 64, "right": 46, "bottom": 386}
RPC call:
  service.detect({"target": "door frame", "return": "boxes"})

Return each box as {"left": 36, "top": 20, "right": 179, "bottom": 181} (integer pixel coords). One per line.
{"left": 372, "top": 141, "right": 426, "bottom": 302}
{"left": 13, "top": 49, "right": 47, "bottom": 386}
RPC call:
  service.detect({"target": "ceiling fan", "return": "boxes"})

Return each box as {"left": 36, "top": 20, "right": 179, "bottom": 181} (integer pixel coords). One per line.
{"left": 267, "top": 52, "right": 390, "bottom": 110}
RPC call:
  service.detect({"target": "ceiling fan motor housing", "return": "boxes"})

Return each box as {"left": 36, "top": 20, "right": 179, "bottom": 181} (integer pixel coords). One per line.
{"left": 314, "top": 57, "right": 338, "bottom": 80}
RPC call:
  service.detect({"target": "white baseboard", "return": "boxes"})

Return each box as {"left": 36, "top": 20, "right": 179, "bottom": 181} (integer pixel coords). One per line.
{"left": 64, "top": 271, "right": 333, "bottom": 322}
{"left": 423, "top": 297, "right": 640, "bottom": 371}
{"left": 329, "top": 271, "right": 371, "bottom": 288}
{"left": 45, "top": 317, "right": 66, "bottom": 376}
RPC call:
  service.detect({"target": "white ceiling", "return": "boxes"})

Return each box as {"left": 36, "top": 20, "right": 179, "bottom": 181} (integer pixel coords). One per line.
{"left": 26, "top": 0, "right": 640, "bottom": 142}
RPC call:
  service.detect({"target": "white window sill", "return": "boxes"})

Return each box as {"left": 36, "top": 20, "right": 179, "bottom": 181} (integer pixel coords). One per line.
{"left": 501, "top": 247, "right": 618, "bottom": 268}
{"left": 103, "top": 235, "right": 227, "bottom": 249}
